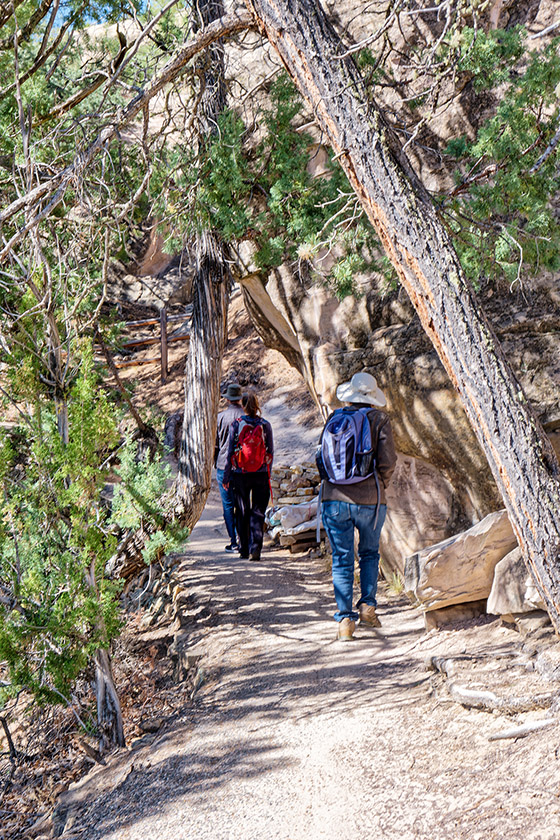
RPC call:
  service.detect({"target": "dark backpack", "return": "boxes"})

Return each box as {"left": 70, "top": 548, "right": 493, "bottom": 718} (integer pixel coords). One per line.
{"left": 316, "top": 407, "right": 375, "bottom": 484}
{"left": 234, "top": 419, "right": 268, "bottom": 472}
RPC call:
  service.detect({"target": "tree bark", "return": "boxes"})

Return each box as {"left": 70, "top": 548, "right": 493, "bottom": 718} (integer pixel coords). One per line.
{"left": 174, "top": 0, "right": 230, "bottom": 530}
{"left": 94, "top": 648, "right": 125, "bottom": 751}
{"left": 245, "top": 0, "right": 560, "bottom": 628}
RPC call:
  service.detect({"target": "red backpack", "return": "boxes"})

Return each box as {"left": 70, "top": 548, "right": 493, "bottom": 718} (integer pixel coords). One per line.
{"left": 234, "top": 419, "right": 268, "bottom": 472}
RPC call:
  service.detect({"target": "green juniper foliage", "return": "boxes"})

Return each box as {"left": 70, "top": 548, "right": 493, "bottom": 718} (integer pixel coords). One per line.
{"left": 155, "top": 75, "right": 382, "bottom": 298}
{"left": 442, "top": 32, "right": 560, "bottom": 287}
{"left": 156, "top": 27, "right": 560, "bottom": 298}
{"left": 0, "top": 346, "right": 186, "bottom": 711}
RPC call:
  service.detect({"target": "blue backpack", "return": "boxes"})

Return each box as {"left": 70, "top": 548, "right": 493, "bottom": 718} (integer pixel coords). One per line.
{"left": 316, "top": 407, "right": 376, "bottom": 485}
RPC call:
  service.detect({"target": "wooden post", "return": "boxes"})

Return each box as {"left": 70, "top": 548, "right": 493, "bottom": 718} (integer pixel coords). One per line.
{"left": 160, "top": 307, "right": 168, "bottom": 383}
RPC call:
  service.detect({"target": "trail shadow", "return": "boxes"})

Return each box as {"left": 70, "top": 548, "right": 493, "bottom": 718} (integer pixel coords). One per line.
{"left": 66, "top": 502, "right": 426, "bottom": 839}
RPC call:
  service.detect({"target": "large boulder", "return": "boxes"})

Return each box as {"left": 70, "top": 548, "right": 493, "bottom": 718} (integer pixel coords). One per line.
{"left": 380, "top": 454, "right": 468, "bottom": 578}
{"left": 487, "top": 547, "right": 546, "bottom": 616}
{"left": 404, "top": 509, "right": 518, "bottom": 612}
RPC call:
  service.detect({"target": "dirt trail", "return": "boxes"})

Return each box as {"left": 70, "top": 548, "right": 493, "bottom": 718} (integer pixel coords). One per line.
{"left": 50, "top": 293, "right": 560, "bottom": 839}
{"left": 55, "top": 482, "right": 560, "bottom": 840}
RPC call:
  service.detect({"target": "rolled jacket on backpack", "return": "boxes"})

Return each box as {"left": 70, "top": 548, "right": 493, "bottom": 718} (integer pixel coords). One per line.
{"left": 223, "top": 415, "right": 274, "bottom": 485}
{"left": 321, "top": 406, "right": 397, "bottom": 506}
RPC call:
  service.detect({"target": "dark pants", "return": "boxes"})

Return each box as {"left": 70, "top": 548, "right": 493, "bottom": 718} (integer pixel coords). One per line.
{"left": 232, "top": 471, "right": 270, "bottom": 557}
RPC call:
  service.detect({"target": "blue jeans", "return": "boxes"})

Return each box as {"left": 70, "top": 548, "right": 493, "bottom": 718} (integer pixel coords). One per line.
{"left": 322, "top": 500, "right": 387, "bottom": 622}
{"left": 216, "top": 468, "right": 237, "bottom": 544}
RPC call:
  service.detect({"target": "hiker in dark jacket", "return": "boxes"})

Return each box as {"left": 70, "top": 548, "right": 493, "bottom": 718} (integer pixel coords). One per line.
{"left": 223, "top": 393, "right": 273, "bottom": 561}
{"left": 320, "top": 372, "right": 397, "bottom": 641}
{"left": 214, "top": 383, "right": 244, "bottom": 552}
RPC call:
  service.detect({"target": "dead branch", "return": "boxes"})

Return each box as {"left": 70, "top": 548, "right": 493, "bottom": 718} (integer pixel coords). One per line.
{"left": 430, "top": 656, "right": 557, "bottom": 714}
{"left": 0, "top": 0, "right": 54, "bottom": 51}
{"left": 0, "top": 0, "right": 25, "bottom": 29}
{"left": 0, "top": 9, "right": 255, "bottom": 258}
{"left": 0, "top": 717, "right": 18, "bottom": 763}
{"left": 39, "top": 30, "right": 130, "bottom": 123}
{"left": 530, "top": 116, "right": 560, "bottom": 173}
{"left": 93, "top": 326, "right": 157, "bottom": 439}
{"left": 447, "top": 681, "right": 556, "bottom": 714}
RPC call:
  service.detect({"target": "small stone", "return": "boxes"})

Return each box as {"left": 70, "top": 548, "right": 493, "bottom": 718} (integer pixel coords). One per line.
{"left": 139, "top": 612, "right": 156, "bottom": 629}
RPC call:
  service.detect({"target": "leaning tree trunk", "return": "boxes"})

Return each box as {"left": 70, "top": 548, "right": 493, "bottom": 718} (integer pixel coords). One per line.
{"left": 245, "top": 0, "right": 560, "bottom": 628}
{"left": 174, "top": 0, "right": 229, "bottom": 529}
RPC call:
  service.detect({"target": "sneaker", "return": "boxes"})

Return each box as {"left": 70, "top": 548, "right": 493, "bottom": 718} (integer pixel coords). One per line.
{"left": 225, "top": 543, "right": 239, "bottom": 553}
{"left": 359, "top": 604, "right": 381, "bottom": 627}
{"left": 249, "top": 551, "right": 261, "bottom": 562}
{"left": 337, "top": 618, "right": 356, "bottom": 641}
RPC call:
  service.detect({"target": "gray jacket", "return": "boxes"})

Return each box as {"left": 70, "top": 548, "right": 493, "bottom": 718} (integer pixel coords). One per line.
{"left": 214, "top": 404, "right": 244, "bottom": 470}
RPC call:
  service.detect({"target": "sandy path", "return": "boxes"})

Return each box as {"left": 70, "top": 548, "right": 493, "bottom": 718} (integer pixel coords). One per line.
{"left": 56, "top": 484, "right": 560, "bottom": 840}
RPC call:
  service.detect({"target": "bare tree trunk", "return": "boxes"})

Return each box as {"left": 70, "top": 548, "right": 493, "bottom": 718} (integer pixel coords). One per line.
{"left": 94, "top": 648, "right": 125, "bottom": 751}
{"left": 174, "top": 0, "right": 229, "bottom": 530}
{"left": 245, "top": 0, "right": 560, "bottom": 628}
{"left": 86, "top": 560, "right": 126, "bottom": 750}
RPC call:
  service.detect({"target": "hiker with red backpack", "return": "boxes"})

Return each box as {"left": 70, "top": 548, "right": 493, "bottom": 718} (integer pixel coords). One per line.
{"left": 214, "top": 382, "right": 245, "bottom": 553}
{"left": 222, "top": 392, "right": 273, "bottom": 561}
{"left": 317, "top": 372, "right": 397, "bottom": 641}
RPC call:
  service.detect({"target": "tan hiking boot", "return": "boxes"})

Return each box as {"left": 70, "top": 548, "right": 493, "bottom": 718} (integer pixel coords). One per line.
{"left": 359, "top": 604, "right": 381, "bottom": 627}
{"left": 337, "top": 617, "right": 356, "bottom": 641}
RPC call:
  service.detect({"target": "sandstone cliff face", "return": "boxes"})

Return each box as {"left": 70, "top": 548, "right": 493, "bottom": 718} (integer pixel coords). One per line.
{"left": 240, "top": 258, "right": 559, "bottom": 571}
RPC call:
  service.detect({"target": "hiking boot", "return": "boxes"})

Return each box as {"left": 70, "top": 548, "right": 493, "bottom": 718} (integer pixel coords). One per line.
{"left": 337, "top": 618, "right": 356, "bottom": 641}
{"left": 225, "top": 543, "right": 239, "bottom": 553}
{"left": 249, "top": 551, "right": 261, "bottom": 562}
{"left": 359, "top": 604, "right": 381, "bottom": 627}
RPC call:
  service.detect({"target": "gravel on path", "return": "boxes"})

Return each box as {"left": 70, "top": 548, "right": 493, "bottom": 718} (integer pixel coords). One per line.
{"left": 55, "top": 488, "right": 560, "bottom": 840}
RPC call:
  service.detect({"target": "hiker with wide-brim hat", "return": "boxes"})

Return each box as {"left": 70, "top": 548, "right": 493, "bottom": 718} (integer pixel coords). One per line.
{"left": 214, "top": 382, "right": 245, "bottom": 552}
{"left": 317, "top": 371, "right": 397, "bottom": 641}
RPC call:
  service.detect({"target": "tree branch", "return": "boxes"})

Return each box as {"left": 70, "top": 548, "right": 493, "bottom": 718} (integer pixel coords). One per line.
{"left": 0, "top": 9, "right": 254, "bottom": 259}
{"left": 0, "top": 0, "right": 54, "bottom": 51}
{"left": 93, "top": 326, "right": 155, "bottom": 439}
{"left": 39, "top": 30, "right": 130, "bottom": 123}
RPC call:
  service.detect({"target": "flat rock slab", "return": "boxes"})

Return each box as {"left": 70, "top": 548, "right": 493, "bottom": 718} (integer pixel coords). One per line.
{"left": 404, "top": 509, "right": 518, "bottom": 611}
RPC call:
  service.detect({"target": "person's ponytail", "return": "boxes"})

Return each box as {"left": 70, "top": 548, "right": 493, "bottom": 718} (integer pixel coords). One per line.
{"left": 242, "top": 392, "right": 261, "bottom": 418}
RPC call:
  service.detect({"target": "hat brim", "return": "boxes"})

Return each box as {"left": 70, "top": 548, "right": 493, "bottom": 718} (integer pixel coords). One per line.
{"left": 225, "top": 389, "right": 243, "bottom": 400}
{"left": 336, "top": 381, "right": 386, "bottom": 407}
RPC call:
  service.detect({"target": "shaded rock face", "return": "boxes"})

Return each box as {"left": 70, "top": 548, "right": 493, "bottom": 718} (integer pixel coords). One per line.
{"left": 251, "top": 265, "right": 560, "bottom": 541}
{"left": 487, "top": 547, "right": 546, "bottom": 617}
{"left": 403, "top": 509, "right": 518, "bottom": 612}
{"left": 380, "top": 454, "right": 467, "bottom": 578}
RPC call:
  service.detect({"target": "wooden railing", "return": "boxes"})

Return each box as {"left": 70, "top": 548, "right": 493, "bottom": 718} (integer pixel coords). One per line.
{"left": 102, "top": 306, "right": 192, "bottom": 383}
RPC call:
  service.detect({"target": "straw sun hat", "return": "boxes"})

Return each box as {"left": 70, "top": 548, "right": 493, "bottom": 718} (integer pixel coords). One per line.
{"left": 336, "top": 372, "right": 386, "bottom": 407}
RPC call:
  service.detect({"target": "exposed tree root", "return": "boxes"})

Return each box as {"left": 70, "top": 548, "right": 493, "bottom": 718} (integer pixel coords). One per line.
{"left": 488, "top": 719, "right": 558, "bottom": 741}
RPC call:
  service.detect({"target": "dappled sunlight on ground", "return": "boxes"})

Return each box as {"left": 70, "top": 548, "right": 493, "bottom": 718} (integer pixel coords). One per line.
{"left": 56, "top": 487, "right": 560, "bottom": 840}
